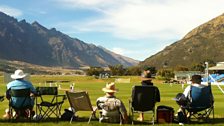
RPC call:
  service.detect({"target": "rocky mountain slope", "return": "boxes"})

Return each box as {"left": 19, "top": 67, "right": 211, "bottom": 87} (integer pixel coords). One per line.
{"left": 140, "top": 13, "right": 224, "bottom": 69}
{"left": 0, "top": 12, "right": 138, "bottom": 68}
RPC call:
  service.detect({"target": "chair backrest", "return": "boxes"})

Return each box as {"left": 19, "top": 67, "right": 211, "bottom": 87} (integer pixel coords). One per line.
{"left": 190, "top": 85, "right": 213, "bottom": 108}
{"left": 131, "top": 85, "right": 159, "bottom": 111}
{"left": 9, "top": 88, "right": 32, "bottom": 109}
{"left": 10, "top": 88, "right": 30, "bottom": 97}
{"left": 66, "top": 91, "right": 93, "bottom": 112}
{"left": 36, "top": 87, "right": 58, "bottom": 95}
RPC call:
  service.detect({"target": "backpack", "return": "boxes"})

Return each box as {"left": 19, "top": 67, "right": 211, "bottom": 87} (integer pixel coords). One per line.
{"left": 157, "top": 105, "right": 174, "bottom": 123}
{"left": 61, "top": 109, "right": 75, "bottom": 121}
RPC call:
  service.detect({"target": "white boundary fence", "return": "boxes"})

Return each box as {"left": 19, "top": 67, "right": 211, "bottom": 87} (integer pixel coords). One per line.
{"left": 115, "top": 78, "right": 131, "bottom": 83}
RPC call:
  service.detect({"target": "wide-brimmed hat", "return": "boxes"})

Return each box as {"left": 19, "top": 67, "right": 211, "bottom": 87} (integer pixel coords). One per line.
{"left": 11, "top": 69, "right": 27, "bottom": 79}
{"left": 102, "top": 82, "right": 118, "bottom": 93}
{"left": 190, "top": 75, "right": 202, "bottom": 82}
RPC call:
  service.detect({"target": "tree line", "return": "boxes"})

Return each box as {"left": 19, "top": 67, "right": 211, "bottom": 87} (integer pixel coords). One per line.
{"left": 86, "top": 62, "right": 213, "bottom": 80}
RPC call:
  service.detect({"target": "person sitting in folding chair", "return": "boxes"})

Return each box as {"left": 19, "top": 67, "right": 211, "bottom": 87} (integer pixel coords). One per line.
{"left": 129, "top": 85, "right": 160, "bottom": 125}
{"left": 137, "top": 66, "right": 155, "bottom": 122}
{"left": 5, "top": 69, "right": 36, "bottom": 119}
{"left": 176, "top": 75, "right": 205, "bottom": 106}
{"left": 175, "top": 75, "right": 214, "bottom": 124}
{"left": 96, "top": 82, "right": 128, "bottom": 124}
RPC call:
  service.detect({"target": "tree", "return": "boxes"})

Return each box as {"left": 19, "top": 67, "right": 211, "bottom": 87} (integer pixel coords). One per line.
{"left": 156, "top": 69, "right": 174, "bottom": 80}
{"left": 174, "top": 65, "right": 189, "bottom": 71}
{"left": 126, "top": 66, "right": 141, "bottom": 75}
{"left": 190, "top": 63, "right": 205, "bottom": 72}
{"left": 86, "top": 67, "right": 104, "bottom": 76}
{"left": 108, "top": 64, "right": 126, "bottom": 76}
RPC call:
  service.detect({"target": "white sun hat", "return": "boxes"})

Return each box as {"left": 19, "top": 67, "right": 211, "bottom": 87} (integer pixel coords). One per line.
{"left": 11, "top": 69, "right": 27, "bottom": 79}
{"left": 102, "top": 82, "right": 118, "bottom": 93}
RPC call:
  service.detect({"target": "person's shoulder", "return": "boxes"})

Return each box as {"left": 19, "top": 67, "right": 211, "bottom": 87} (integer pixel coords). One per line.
{"left": 97, "top": 96, "right": 107, "bottom": 101}
{"left": 7, "top": 80, "right": 17, "bottom": 86}
{"left": 7, "top": 81, "right": 13, "bottom": 85}
{"left": 20, "top": 80, "right": 33, "bottom": 85}
{"left": 191, "top": 83, "right": 204, "bottom": 87}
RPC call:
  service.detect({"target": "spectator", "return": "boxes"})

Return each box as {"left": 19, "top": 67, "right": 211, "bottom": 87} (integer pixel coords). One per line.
{"left": 96, "top": 82, "right": 128, "bottom": 124}
{"left": 138, "top": 66, "right": 155, "bottom": 121}
{"left": 5, "top": 69, "right": 36, "bottom": 118}
{"left": 175, "top": 75, "right": 205, "bottom": 125}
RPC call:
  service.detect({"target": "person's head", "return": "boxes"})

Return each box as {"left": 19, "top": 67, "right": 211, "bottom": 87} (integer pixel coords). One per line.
{"left": 102, "top": 82, "right": 118, "bottom": 96}
{"left": 143, "top": 66, "right": 151, "bottom": 73}
{"left": 142, "top": 66, "right": 152, "bottom": 79}
{"left": 11, "top": 69, "right": 27, "bottom": 80}
{"left": 190, "top": 75, "right": 202, "bottom": 84}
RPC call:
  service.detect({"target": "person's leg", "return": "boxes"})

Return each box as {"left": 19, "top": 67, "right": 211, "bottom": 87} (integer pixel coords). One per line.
{"left": 137, "top": 113, "right": 144, "bottom": 121}
{"left": 3, "top": 108, "right": 11, "bottom": 119}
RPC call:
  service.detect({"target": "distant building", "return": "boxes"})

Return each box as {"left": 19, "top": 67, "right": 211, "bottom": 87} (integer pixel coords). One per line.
{"left": 209, "top": 62, "right": 224, "bottom": 73}
{"left": 174, "top": 71, "right": 202, "bottom": 81}
{"left": 203, "top": 62, "right": 224, "bottom": 84}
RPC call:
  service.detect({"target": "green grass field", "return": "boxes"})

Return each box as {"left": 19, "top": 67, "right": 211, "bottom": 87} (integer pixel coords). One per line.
{"left": 0, "top": 75, "right": 223, "bottom": 125}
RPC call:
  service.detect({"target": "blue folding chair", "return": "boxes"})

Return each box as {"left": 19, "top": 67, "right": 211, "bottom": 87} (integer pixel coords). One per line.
{"left": 182, "top": 85, "right": 214, "bottom": 122}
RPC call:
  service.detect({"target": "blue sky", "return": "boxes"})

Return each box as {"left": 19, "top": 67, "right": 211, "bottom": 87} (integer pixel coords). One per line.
{"left": 0, "top": 0, "right": 224, "bottom": 61}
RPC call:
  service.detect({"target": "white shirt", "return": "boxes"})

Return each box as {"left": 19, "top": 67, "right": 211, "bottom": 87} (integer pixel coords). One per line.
{"left": 183, "top": 83, "right": 205, "bottom": 97}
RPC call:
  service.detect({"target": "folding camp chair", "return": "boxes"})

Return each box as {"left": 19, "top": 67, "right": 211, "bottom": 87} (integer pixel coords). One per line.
{"left": 35, "top": 87, "right": 66, "bottom": 121}
{"left": 9, "top": 88, "right": 33, "bottom": 120}
{"left": 66, "top": 91, "right": 97, "bottom": 124}
{"left": 129, "top": 85, "right": 160, "bottom": 125}
{"left": 182, "top": 85, "right": 214, "bottom": 122}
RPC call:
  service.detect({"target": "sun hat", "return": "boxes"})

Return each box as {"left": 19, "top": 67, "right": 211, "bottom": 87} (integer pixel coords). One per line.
{"left": 190, "top": 75, "right": 202, "bottom": 82}
{"left": 11, "top": 69, "right": 27, "bottom": 79}
{"left": 102, "top": 82, "right": 118, "bottom": 93}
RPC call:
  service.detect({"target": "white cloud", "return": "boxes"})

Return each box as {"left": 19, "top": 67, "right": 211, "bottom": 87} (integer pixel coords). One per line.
{"left": 110, "top": 47, "right": 154, "bottom": 61}
{"left": 0, "top": 5, "right": 22, "bottom": 17}
{"left": 111, "top": 47, "right": 125, "bottom": 55}
{"left": 54, "top": 0, "right": 224, "bottom": 60}
{"left": 56, "top": 0, "right": 224, "bottom": 40}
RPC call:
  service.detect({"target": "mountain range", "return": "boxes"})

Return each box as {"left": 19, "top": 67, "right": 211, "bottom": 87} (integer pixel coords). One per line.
{"left": 0, "top": 12, "right": 138, "bottom": 69}
{"left": 140, "top": 13, "right": 224, "bottom": 69}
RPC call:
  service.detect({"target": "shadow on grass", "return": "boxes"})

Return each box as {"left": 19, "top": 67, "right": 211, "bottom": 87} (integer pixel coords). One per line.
{"left": 194, "top": 118, "right": 224, "bottom": 124}
{"left": 179, "top": 118, "right": 224, "bottom": 125}
{"left": 0, "top": 116, "right": 99, "bottom": 123}
{"left": 1, "top": 117, "right": 224, "bottom": 125}
{"left": 212, "top": 118, "right": 224, "bottom": 124}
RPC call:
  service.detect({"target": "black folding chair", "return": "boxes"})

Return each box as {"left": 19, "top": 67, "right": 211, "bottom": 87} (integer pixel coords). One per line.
{"left": 35, "top": 87, "right": 66, "bottom": 121}
{"left": 129, "top": 85, "right": 160, "bottom": 125}
{"left": 9, "top": 88, "right": 33, "bottom": 120}
{"left": 182, "top": 85, "right": 214, "bottom": 122}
